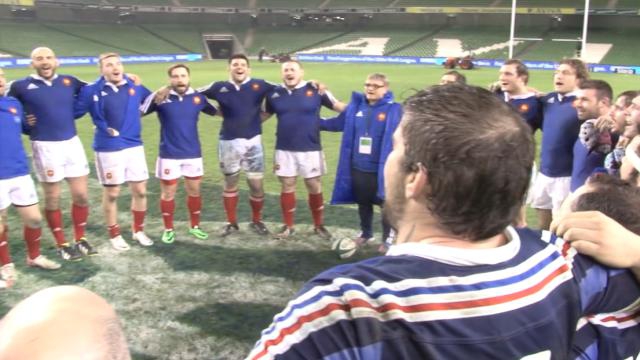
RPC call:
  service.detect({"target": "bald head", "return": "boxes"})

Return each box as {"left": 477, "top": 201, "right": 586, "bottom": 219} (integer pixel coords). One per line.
{"left": 30, "top": 47, "right": 58, "bottom": 80}
{"left": 0, "top": 286, "right": 130, "bottom": 360}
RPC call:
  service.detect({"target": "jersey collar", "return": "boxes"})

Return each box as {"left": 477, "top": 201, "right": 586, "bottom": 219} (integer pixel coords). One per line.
{"left": 102, "top": 78, "right": 128, "bottom": 92}
{"left": 228, "top": 77, "right": 251, "bottom": 91}
{"left": 169, "top": 87, "right": 195, "bottom": 99}
{"left": 385, "top": 226, "right": 521, "bottom": 266}
{"left": 504, "top": 91, "right": 536, "bottom": 101}
{"left": 30, "top": 74, "right": 58, "bottom": 86}
{"left": 282, "top": 80, "right": 308, "bottom": 94}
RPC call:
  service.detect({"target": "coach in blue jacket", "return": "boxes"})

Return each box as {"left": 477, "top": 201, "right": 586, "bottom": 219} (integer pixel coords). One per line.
{"left": 322, "top": 73, "right": 402, "bottom": 247}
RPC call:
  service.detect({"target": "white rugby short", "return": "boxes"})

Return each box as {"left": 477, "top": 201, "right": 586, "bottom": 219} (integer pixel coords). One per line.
{"left": 95, "top": 146, "right": 149, "bottom": 185}
{"left": 155, "top": 157, "right": 204, "bottom": 180}
{"left": 0, "top": 174, "right": 39, "bottom": 210}
{"left": 274, "top": 150, "right": 327, "bottom": 178}
{"left": 31, "top": 135, "right": 90, "bottom": 182}
{"left": 218, "top": 135, "right": 264, "bottom": 179}
{"left": 528, "top": 172, "right": 571, "bottom": 213}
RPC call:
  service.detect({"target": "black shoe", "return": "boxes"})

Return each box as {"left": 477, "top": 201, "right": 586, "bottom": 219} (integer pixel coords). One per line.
{"left": 57, "top": 243, "right": 83, "bottom": 262}
{"left": 314, "top": 225, "right": 332, "bottom": 240}
{"left": 249, "top": 221, "right": 270, "bottom": 235}
{"left": 220, "top": 223, "right": 239, "bottom": 237}
{"left": 75, "top": 238, "right": 98, "bottom": 256}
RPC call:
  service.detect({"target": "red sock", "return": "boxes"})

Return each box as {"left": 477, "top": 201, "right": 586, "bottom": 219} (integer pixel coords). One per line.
{"left": 160, "top": 199, "right": 175, "bottom": 230}
{"left": 45, "top": 209, "right": 66, "bottom": 246}
{"left": 24, "top": 226, "right": 41, "bottom": 260}
{"left": 71, "top": 203, "right": 89, "bottom": 242}
{"left": 308, "top": 193, "right": 324, "bottom": 227}
{"left": 223, "top": 190, "right": 239, "bottom": 224}
{"left": 132, "top": 210, "right": 146, "bottom": 233}
{"left": 280, "top": 192, "right": 296, "bottom": 228}
{"left": 108, "top": 224, "right": 121, "bottom": 238}
{"left": 0, "top": 227, "right": 11, "bottom": 265}
{"left": 187, "top": 196, "right": 201, "bottom": 228}
{"left": 250, "top": 196, "right": 264, "bottom": 223}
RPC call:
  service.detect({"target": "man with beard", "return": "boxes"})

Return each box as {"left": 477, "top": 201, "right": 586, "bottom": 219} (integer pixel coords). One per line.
{"left": 571, "top": 79, "right": 614, "bottom": 191}
{"left": 75, "top": 53, "right": 153, "bottom": 251}
{"left": 247, "top": 85, "right": 640, "bottom": 360}
{"left": 603, "top": 90, "right": 638, "bottom": 177}
{"left": 264, "top": 60, "right": 345, "bottom": 239}
{"left": 198, "top": 54, "right": 276, "bottom": 237}
{"left": 141, "top": 64, "right": 216, "bottom": 244}
{"left": 8, "top": 47, "right": 91, "bottom": 261}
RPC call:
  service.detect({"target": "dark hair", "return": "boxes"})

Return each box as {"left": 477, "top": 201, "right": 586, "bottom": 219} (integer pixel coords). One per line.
{"left": 559, "top": 58, "right": 589, "bottom": 82}
{"left": 575, "top": 173, "right": 640, "bottom": 235}
{"left": 401, "top": 85, "right": 534, "bottom": 240}
{"left": 167, "top": 63, "right": 190, "bottom": 76}
{"left": 503, "top": 59, "right": 529, "bottom": 85}
{"left": 617, "top": 90, "right": 639, "bottom": 107}
{"left": 579, "top": 79, "right": 613, "bottom": 103}
{"left": 442, "top": 70, "right": 466, "bottom": 85}
{"left": 228, "top": 53, "right": 250, "bottom": 66}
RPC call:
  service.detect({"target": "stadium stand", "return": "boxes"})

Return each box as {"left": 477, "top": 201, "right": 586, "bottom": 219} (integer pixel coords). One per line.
{"left": 256, "top": 0, "right": 323, "bottom": 9}
{"left": 324, "top": 0, "right": 394, "bottom": 8}
{"left": 108, "top": 0, "right": 170, "bottom": 5}
{"left": 180, "top": 0, "right": 247, "bottom": 7}
{"left": 246, "top": 29, "right": 346, "bottom": 56}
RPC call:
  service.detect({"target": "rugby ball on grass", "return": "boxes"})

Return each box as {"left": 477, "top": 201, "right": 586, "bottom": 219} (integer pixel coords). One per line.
{"left": 331, "top": 237, "right": 358, "bottom": 259}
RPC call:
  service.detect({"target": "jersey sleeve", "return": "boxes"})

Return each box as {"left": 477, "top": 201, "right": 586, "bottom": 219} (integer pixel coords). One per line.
{"left": 138, "top": 86, "right": 152, "bottom": 105}
{"left": 320, "top": 110, "right": 347, "bottom": 132}
{"left": 265, "top": 93, "right": 275, "bottom": 115}
{"left": 200, "top": 96, "right": 217, "bottom": 116}
{"left": 198, "top": 82, "right": 217, "bottom": 100}
{"left": 320, "top": 89, "right": 339, "bottom": 110}
{"left": 6, "top": 81, "right": 20, "bottom": 100}
{"left": 140, "top": 92, "right": 157, "bottom": 115}
{"left": 73, "top": 84, "right": 93, "bottom": 119}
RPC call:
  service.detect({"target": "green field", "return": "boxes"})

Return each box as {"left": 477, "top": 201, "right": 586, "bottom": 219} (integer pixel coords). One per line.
{"left": 1, "top": 61, "right": 638, "bottom": 359}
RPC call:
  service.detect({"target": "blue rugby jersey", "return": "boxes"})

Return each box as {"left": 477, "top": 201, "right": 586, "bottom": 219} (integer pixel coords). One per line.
{"left": 75, "top": 77, "right": 151, "bottom": 152}
{"left": 503, "top": 92, "right": 543, "bottom": 132}
{"left": 572, "top": 311, "right": 640, "bottom": 360}
{"left": 141, "top": 88, "right": 216, "bottom": 159}
{"left": 0, "top": 96, "right": 29, "bottom": 179}
{"left": 199, "top": 78, "right": 275, "bottom": 140}
{"left": 265, "top": 81, "right": 338, "bottom": 152}
{"left": 540, "top": 92, "right": 580, "bottom": 177}
{"left": 8, "top": 74, "right": 85, "bottom": 141}
{"left": 247, "top": 227, "right": 640, "bottom": 360}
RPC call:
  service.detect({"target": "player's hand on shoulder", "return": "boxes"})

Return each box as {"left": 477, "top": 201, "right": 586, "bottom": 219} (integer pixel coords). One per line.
{"left": 25, "top": 114, "right": 37, "bottom": 127}
{"left": 309, "top": 79, "right": 326, "bottom": 94}
{"left": 594, "top": 116, "right": 614, "bottom": 131}
{"left": 154, "top": 86, "right": 170, "bottom": 105}
{"left": 127, "top": 73, "right": 142, "bottom": 86}
{"left": 551, "top": 211, "right": 640, "bottom": 269}
{"left": 106, "top": 127, "right": 120, "bottom": 137}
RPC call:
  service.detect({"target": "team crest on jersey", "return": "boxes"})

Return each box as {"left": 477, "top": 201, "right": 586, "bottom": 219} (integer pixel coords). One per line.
{"left": 377, "top": 113, "right": 386, "bottom": 121}
{"left": 8, "top": 107, "right": 17, "bottom": 114}
{"left": 63, "top": 78, "right": 71, "bottom": 86}
{"left": 252, "top": 83, "right": 260, "bottom": 91}
{"left": 164, "top": 169, "right": 170, "bottom": 175}
{"left": 46, "top": 169, "right": 54, "bottom": 177}
{"left": 128, "top": 88, "right": 136, "bottom": 96}
{"left": 305, "top": 90, "right": 314, "bottom": 97}
{"left": 519, "top": 104, "right": 529, "bottom": 113}
{"left": 193, "top": 96, "right": 201, "bottom": 105}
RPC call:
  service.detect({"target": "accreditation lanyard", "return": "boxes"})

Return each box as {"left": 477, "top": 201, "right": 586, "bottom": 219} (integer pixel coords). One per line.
{"left": 358, "top": 106, "right": 375, "bottom": 155}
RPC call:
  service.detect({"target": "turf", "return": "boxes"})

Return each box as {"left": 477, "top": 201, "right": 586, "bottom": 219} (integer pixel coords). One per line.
{"left": 1, "top": 61, "right": 638, "bottom": 359}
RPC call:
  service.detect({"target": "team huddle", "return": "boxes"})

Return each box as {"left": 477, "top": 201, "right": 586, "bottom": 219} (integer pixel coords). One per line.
{"left": 1, "top": 46, "right": 640, "bottom": 359}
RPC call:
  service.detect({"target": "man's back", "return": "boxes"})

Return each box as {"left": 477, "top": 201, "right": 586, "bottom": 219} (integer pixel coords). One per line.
{"left": 248, "top": 227, "right": 639, "bottom": 360}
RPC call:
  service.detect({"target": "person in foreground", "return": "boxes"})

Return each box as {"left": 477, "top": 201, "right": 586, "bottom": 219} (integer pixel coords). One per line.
{"left": 0, "top": 285, "right": 130, "bottom": 359}
{"left": 247, "top": 85, "right": 640, "bottom": 360}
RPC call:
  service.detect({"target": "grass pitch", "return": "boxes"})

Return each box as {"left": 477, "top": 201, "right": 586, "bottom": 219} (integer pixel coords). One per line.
{"left": 1, "top": 61, "right": 638, "bottom": 359}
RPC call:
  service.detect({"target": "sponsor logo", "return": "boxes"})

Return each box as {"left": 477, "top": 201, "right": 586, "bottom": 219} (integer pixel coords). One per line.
{"left": 377, "top": 112, "right": 386, "bottom": 121}
{"left": 220, "top": 87, "right": 229, "bottom": 93}
{"left": 355, "top": 111, "right": 364, "bottom": 117}
{"left": 27, "top": 83, "right": 39, "bottom": 90}
{"left": 101, "top": 91, "right": 108, "bottom": 97}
